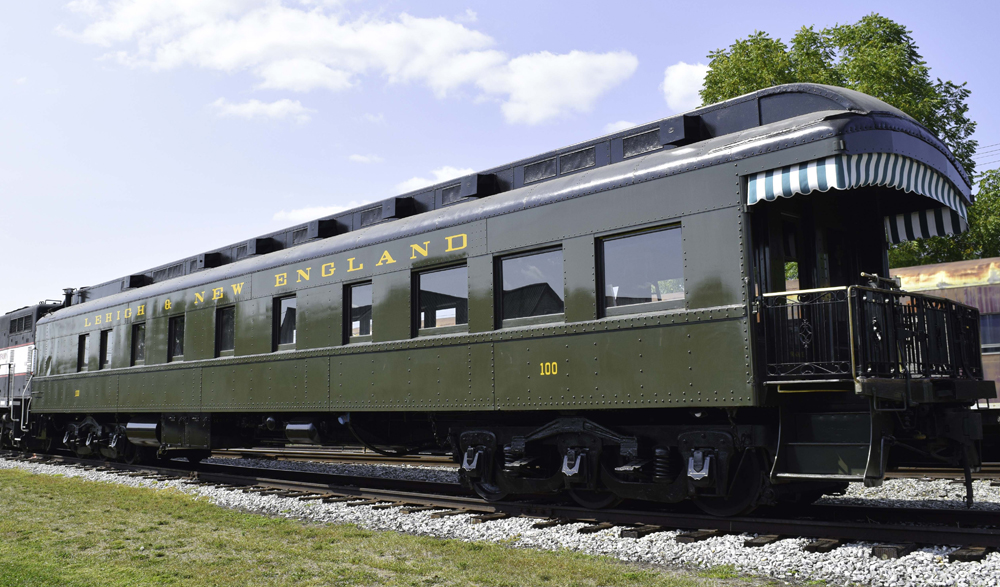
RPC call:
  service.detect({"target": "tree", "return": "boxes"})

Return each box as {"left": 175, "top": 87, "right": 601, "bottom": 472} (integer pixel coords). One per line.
{"left": 700, "top": 14, "right": 983, "bottom": 267}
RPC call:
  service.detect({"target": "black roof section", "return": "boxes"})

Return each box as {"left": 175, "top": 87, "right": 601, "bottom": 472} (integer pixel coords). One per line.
{"left": 66, "top": 83, "right": 967, "bottom": 307}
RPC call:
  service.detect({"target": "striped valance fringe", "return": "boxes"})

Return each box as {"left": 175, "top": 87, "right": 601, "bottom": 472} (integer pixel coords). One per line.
{"left": 885, "top": 207, "right": 967, "bottom": 244}
{"left": 747, "top": 153, "right": 968, "bottom": 221}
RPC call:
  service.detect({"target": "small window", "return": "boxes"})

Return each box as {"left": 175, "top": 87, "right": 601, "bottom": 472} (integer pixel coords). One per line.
{"left": 500, "top": 249, "right": 565, "bottom": 322}
{"left": 601, "top": 226, "right": 684, "bottom": 313}
{"left": 623, "top": 129, "right": 661, "bottom": 158}
{"left": 216, "top": 306, "right": 236, "bottom": 357}
{"left": 99, "top": 329, "right": 113, "bottom": 370}
{"left": 131, "top": 323, "right": 146, "bottom": 366}
{"left": 274, "top": 296, "right": 297, "bottom": 350}
{"left": 77, "top": 334, "right": 89, "bottom": 372}
{"left": 559, "top": 147, "right": 596, "bottom": 174}
{"left": 418, "top": 265, "right": 468, "bottom": 331}
{"left": 524, "top": 157, "right": 557, "bottom": 184}
{"left": 982, "top": 314, "right": 1000, "bottom": 354}
{"left": 168, "top": 316, "right": 185, "bottom": 362}
{"left": 348, "top": 282, "right": 373, "bottom": 340}
{"left": 23, "top": 315, "right": 31, "bottom": 332}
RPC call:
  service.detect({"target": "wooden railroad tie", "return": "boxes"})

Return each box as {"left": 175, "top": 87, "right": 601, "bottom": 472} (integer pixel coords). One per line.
{"left": 620, "top": 525, "right": 665, "bottom": 539}
{"left": 469, "top": 513, "right": 509, "bottom": 524}
{"left": 803, "top": 538, "right": 842, "bottom": 553}
{"left": 370, "top": 502, "right": 407, "bottom": 510}
{"left": 345, "top": 499, "right": 383, "bottom": 507}
{"left": 871, "top": 543, "right": 916, "bottom": 560}
{"left": 429, "top": 509, "right": 470, "bottom": 518}
{"left": 743, "top": 534, "right": 783, "bottom": 548}
{"left": 949, "top": 546, "right": 992, "bottom": 563}
{"left": 399, "top": 505, "right": 443, "bottom": 514}
{"left": 577, "top": 522, "right": 616, "bottom": 534}
{"left": 675, "top": 529, "right": 721, "bottom": 544}
{"left": 321, "top": 496, "right": 360, "bottom": 503}
{"left": 532, "top": 518, "right": 572, "bottom": 529}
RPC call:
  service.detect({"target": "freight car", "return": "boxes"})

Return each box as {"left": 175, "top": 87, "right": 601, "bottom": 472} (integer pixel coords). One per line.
{"left": 10, "top": 83, "right": 994, "bottom": 515}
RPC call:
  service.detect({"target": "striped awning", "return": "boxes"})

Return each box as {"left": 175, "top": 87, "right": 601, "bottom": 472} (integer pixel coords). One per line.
{"left": 747, "top": 153, "right": 969, "bottom": 244}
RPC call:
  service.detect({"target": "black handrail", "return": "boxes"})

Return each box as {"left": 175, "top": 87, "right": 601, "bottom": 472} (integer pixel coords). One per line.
{"left": 761, "top": 287, "right": 983, "bottom": 382}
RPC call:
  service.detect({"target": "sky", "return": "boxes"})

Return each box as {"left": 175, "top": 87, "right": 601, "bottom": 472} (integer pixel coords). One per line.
{"left": 2, "top": 0, "right": 998, "bottom": 313}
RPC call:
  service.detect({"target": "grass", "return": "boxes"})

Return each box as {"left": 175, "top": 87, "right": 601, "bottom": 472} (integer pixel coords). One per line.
{"left": 0, "top": 468, "right": 756, "bottom": 587}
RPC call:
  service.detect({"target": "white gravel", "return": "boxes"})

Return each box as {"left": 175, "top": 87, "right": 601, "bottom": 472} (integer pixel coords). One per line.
{"left": 3, "top": 457, "right": 1000, "bottom": 587}
{"left": 204, "top": 456, "right": 459, "bottom": 484}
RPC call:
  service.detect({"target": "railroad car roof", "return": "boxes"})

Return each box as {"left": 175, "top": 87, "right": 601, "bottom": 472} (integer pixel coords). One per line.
{"left": 44, "top": 83, "right": 970, "bottom": 322}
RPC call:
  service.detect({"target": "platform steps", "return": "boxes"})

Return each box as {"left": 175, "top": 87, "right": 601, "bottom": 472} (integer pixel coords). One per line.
{"left": 771, "top": 408, "right": 872, "bottom": 481}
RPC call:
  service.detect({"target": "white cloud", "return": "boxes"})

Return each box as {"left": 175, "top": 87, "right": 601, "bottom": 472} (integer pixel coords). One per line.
{"left": 603, "top": 120, "right": 636, "bottom": 134}
{"left": 13, "top": 77, "right": 27, "bottom": 85}
{"left": 396, "top": 165, "right": 473, "bottom": 193}
{"left": 62, "top": 3, "right": 638, "bottom": 124}
{"left": 362, "top": 112, "right": 385, "bottom": 124}
{"left": 662, "top": 61, "right": 708, "bottom": 112}
{"left": 212, "top": 97, "right": 314, "bottom": 122}
{"left": 477, "top": 51, "right": 638, "bottom": 125}
{"left": 273, "top": 200, "right": 370, "bottom": 223}
{"left": 455, "top": 9, "right": 477, "bottom": 23}
{"left": 348, "top": 154, "right": 382, "bottom": 164}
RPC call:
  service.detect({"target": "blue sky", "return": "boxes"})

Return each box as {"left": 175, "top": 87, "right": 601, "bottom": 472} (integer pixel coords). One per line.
{"left": 2, "top": 0, "right": 997, "bottom": 313}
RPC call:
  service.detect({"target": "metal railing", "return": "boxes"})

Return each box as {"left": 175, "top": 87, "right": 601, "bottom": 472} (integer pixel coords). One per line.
{"left": 761, "top": 286, "right": 983, "bottom": 382}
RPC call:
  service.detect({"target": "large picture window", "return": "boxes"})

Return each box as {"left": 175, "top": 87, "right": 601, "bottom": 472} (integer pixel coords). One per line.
{"left": 349, "top": 282, "right": 373, "bottom": 339}
{"left": 601, "top": 226, "right": 684, "bottom": 312}
{"left": 500, "top": 249, "right": 564, "bottom": 321}
{"left": 418, "top": 265, "right": 468, "bottom": 330}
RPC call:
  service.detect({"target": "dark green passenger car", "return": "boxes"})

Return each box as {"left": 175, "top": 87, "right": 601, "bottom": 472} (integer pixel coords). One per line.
{"left": 22, "top": 83, "right": 993, "bottom": 514}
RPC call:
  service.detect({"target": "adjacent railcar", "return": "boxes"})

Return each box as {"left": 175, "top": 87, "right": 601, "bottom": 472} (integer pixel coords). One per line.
{"left": 23, "top": 83, "right": 994, "bottom": 514}
{"left": 0, "top": 302, "right": 62, "bottom": 447}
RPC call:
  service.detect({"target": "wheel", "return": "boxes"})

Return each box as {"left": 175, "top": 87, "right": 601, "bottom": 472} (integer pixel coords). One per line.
{"left": 694, "top": 450, "right": 766, "bottom": 517}
{"left": 472, "top": 478, "right": 509, "bottom": 502}
{"left": 568, "top": 489, "right": 622, "bottom": 509}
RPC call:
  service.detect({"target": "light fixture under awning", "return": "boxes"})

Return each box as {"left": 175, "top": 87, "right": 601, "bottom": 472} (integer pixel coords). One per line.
{"left": 747, "top": 153, "right": 969, "bottom": 244}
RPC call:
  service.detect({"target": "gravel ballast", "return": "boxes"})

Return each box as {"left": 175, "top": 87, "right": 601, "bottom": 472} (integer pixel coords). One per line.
{"left": 3, "top": 457, "right": 999, "bottom": 587}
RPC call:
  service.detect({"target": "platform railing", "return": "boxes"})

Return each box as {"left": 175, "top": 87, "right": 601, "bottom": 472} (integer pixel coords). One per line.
{"left": 761, "top": 286, "right": 983, "bottom": 382}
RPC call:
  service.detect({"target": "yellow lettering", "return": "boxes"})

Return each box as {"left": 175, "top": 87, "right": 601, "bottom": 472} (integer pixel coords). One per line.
{"left": 75, "top": 390, "right": 80, "bottom": 397}
{"left": 275, "top": 273, "right": 288, "bottom": 287}
{"left": 410, "top": 241, "right": 430, "bottom": 259}
{"left": 195, "top": 291, "right": 205, "bottom": 304}
{"left": 321, "top": 262, "right": 335, "bottom": 277}
{"left": 137, "top": 305, "right": 145, "bottom": 317}
{"left": 116, "top": 310, "right": 121, "bottom": 320}
{"left": 164, "top": 299, "right": 172, "bottom": 311}
{"left": 84, "top": 318, "right": 91, "bottom": 327}
{"left": 105, "top": 312, "right": 112, "bottom": 323}
{"left": 376, "top": 250, "right": 396, "bottom": 266}
{"left": 95, "top": 315, "right": 101, "bottom": 325}
{"left": 445, "top": 233, "right": 467, "bottom": 252}
{"left": 231, "top": 282, "right": 245, "bottom": 295}
{"left": 212, "top": 287, "right": 223, "bottom": 300}
{"left": 296, "top": 268, "right": 311, "bottom": 283}
{"left": 124, "top": 308, "right": 132, "bottom": 319}
{"left": 348, "top": 257, "right": 363, "bottom": 272}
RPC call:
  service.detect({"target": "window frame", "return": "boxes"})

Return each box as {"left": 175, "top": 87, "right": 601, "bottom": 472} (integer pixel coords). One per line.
{"left": 98, "top": 329, "right": 113, "bottom": 370}
{"left": 273, "top": 295, "right": 297, "bottom": 352}
{"left": 130, "top": 322, "right": 146, "bottom": 367}
{"left": 345, "top": 281, "right": 373, "bottom": 344}
{"left": 168, "top": 316, "right": 185, "bottom": 362}
{"left": 980, "top": 313, "right": 1000, "bottom": 355}
{"left": 496, "top": 246, "right": 566, "bottom": 329}
{"left": 215, "top": 306, "right": 236, "bottom": 358}
{"left": 77, "top": 333, "right": 89, "bottom": 372}
{"left": 597, "top": 224, "right": 685, "bottom": 318}
{"left": 414, "top": 263, "right": 470, "bottom": 337}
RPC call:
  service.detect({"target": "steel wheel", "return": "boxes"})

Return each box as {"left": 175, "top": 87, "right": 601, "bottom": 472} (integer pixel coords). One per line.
{"left": 694, "top": 450, "right": 765, "bottom": 517}
{"left": 568, "top": 489, "right": 622, "bottom": 509}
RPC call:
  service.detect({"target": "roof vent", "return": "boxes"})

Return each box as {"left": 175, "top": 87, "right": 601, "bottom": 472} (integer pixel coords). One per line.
{"left": 659, "top": 114, "right": 703, "bottom": 147}
{"left": 193, "top": 252, "right": 224, "bottom": 271}
{"left": 305, "top": 219, "right": 341, "bottom": 240}
{"left": 382, "top": 197, "right": 415, "bottom": 219}
{"left": 120, "top": 275, "right": 150, "bottom": 290}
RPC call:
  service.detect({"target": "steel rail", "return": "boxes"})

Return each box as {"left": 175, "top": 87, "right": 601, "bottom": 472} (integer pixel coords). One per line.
{"left": 6, "top": 451, "right": 1000, "bottom": 549}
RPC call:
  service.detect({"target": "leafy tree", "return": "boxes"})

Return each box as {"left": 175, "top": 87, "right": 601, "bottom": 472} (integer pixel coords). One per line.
{"left": 700, "top": 14, "right": 985, "bottom": 267}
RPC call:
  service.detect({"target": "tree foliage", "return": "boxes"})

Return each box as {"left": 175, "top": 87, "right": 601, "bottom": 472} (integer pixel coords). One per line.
{"left": 700, "top": 14, "right": 985, "bottom": 268}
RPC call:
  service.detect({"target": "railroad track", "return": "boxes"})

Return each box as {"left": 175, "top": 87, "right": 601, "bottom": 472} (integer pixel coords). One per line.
{"left": 210, "top": 447, "right": 457, "bottom": 467}
{"left": 4, "top": 450, "right": 1000, "bottom": 562}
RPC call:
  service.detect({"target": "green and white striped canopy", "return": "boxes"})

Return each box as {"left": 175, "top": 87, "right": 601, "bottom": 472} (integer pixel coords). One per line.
{"left": 746, "top": 153, "right": 968, "bottom": 244}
